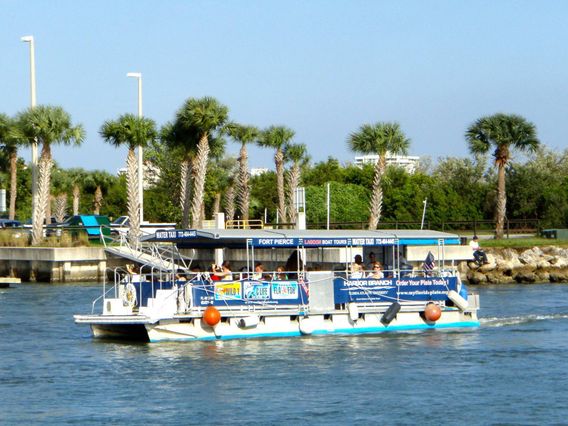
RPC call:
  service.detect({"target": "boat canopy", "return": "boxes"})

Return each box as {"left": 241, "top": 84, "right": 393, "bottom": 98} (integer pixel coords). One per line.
{"left": 142, "top": 228, "right": 461, "bottom": 249}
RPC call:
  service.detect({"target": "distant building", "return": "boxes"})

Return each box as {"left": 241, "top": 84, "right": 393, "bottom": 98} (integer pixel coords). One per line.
{"left": 354, "top": 153, "right": 420, "bottom": 174}
{"left": 250, "top": 168, "right": 269, "bottom": 177}
{"left": 117, "top": 161, "right": 161, "bottom": 189}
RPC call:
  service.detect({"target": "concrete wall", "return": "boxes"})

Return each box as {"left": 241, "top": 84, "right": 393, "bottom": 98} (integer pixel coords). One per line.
{"left": 0, "top": 247, "right": 107, "bottom": 283}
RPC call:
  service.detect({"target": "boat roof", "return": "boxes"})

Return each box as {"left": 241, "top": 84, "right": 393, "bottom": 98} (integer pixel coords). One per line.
{"left": 142, "top": 228, "right": 461, "bottom": 248}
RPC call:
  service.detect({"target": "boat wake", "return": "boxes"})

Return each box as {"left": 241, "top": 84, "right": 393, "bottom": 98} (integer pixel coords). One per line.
{"left": 480, "top": 313, "right": 568, "bottom": 328}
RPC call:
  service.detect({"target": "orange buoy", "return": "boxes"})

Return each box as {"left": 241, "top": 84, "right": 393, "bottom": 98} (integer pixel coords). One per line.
{"left": 424, "top": 303, "right": 442, "bottom": 322}
{"left": 203, "top": 306, "right": 221, "bottom": 326}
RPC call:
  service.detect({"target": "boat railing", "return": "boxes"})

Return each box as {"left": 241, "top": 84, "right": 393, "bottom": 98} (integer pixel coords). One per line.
{"left": 90, "top": 266, "right": 130, "bottom": 314}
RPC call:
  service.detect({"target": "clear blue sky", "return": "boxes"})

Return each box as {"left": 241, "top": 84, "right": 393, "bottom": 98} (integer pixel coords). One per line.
{"left": 2, "top": 0, "right": 567, "bottom": 174}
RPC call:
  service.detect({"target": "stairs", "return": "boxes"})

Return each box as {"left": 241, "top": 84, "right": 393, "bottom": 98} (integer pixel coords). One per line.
{"left": 105, "top": 238, "right": 191, "bottom": 273}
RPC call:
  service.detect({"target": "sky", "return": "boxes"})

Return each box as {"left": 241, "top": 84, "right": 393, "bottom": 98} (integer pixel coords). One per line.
{"left": 2, "top": 0, "right": 568, "bottom": 174}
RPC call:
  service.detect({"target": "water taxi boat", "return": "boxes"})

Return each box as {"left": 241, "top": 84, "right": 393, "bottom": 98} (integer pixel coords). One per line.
{"left": 74, "top": 228, "right": 479, "bottom": 342}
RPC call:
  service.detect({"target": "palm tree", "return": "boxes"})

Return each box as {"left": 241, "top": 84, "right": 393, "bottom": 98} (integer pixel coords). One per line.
{"left": 226, "top": 123, "right": 259, "bottom": 222}
{"left": 16, "top": 106, "right": 85, "bottom": 245}
{"left": 83, "top": 171, "right": 115, "bottom": 215}
{"left": 66, "top": 168, "right": 88, "bottom": 215}
{"left": 284, "top": 143, "right": 309, "bottom": 224}
{"left": 224, "top": 177, "right": 236, "bottom": 222}
{"left": 0, "top": 114, "right": 24, "bottom": 220}
{"left": 161, "top": 121, "right": 196, "bottom": 228}
{"left": 173, "top": 97, "right": 229, "bottom": 228}
{"left": 162, "top": 119, "right": 227, "bottom": 228}
{"left": 100, "top": 114, "right": 157, "bottom": 244}
{"left": 348, "top": 122, "right": 410, "bottom": 229}
{"left": 258, "top": 126, "right": 295, "bottom": 224}
{"left": 466, "top": 113, "right": 539, "bottom": 238}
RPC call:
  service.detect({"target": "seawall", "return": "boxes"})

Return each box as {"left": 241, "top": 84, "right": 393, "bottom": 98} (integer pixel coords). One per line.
{"left": 0, "top": 247, "right": 125, "bottom": 283}
{"left": 461, "top": 246, "right": 568, "bottom": 284}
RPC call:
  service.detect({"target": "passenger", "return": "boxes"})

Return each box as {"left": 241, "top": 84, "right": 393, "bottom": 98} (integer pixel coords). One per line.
{"left": 469, "top": 236, "right": 489, "bottom": 265}
{"left": 274, "top": 265, "right": 288, "bottom": 280}
{"left": 124, "top": 263, "right": 141, "bottom": 283}
{"left": 252, "top": 262, "right": 267, "bottom": 280}
{"left": 210, "top": 264, "right": 222, "bottom": 281}
{"left": 367, "top": 262, "right": 384, "bottom": 279}
{"left": 219, "top": 261, "right": 233, "bottom": 281}
{"left": 351, "top": 254, "right": 364, "bottom": 278}
{"left": 367, "top": 251, "right": 377, "bottom": 269}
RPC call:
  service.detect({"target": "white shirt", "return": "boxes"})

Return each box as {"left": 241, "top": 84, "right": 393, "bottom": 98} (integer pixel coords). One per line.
{"left": 469, "top": 240, "right": 480, "bottom": 251}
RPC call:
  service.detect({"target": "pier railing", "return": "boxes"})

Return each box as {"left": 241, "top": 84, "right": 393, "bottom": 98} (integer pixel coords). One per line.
{"left": 305, "top": 218, "right": 541, "bottom": 237}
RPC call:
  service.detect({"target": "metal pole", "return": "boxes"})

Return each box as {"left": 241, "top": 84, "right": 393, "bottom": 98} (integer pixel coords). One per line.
{"left": 137, "top": 76, "right": 143, "bottom": 223}
{"left": 21, "top": 35, "right": 38, "bottom": 225}
{"left": 420, "top": 198, "right": 427, "bottom": 230}
{"left": 326, "top": 182, "right": 330, "bottom": 230}
{"left": 127, "top": 72, "right": 144, "bottom": 223}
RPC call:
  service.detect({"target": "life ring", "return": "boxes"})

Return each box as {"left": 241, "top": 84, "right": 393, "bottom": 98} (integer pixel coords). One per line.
{"left": 122, "top": 283, "right": 137, "bottom": 308}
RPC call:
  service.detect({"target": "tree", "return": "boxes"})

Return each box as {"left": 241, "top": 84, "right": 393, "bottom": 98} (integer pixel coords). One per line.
{"left": 160, "top": 121, "right": 195, "bottom": 228}
{"left": 226, "top": 123, "right": 259, "bottom": 222}
{"left": 100, "top": 114, "right": 157, "bottom": 244}
{"left": 258, "top": 126, "right": 295, "bottom": 224}
{"left": 16, "top": 106, "right": 84, "bottom": 245}
{"left": 348, "top": 122, "right": 410, "bottom": 229}
{"left": 169, "top": 97, "right": 228, "bottom": 228}
{"left": 0, "top": 114, "right": 25, "bottom": 220}
{"left": 284, "top": 143, "right": 309, "bottom": 224}
{"left": 466, "top": 113, "right": 539, "bottom": 238}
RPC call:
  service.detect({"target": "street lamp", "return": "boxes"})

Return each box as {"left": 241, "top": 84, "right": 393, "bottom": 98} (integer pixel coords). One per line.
{"left": 21, "top": 35, "right": 38, "bottom": 223}
{"left": 126, "top": 72, "right": 144, "bottom": 223}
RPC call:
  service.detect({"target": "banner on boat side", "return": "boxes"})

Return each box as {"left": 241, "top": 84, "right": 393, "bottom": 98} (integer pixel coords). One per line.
{"left": 333, "top": 276, "right": 458, "bottom": 304}
{"left": 192, "top": 280, "right": 309, "bottom": 306}
{"left": 250, "top": 237, "right": 460, "bottom": 248}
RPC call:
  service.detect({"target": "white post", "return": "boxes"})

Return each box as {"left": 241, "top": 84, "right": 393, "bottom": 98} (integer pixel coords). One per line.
{"left": 21, "top": 35, "right": 38, "bottom": 225}
{"left": 326, "top": 182, "right": 330, "bottom": 230}
{"left": 127, "top": 72, "right": 144, "bottom": 223}
{"left": 214, "top": 212, "right": 225, "bottom": 266}
{"left": 296, "top": 212, "right": 306, "bottom": 230}
{"left": 421, "top": 198, "right": 428, "bottom": 230}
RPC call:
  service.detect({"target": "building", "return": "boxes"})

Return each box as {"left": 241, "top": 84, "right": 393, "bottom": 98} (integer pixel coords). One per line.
{"left": 117, "top": 161, "right": 161, "bottom": 190}
{"left": 353, "top": 153, "right": 420, "bottom": 174}
{"left": 250, "top": 168, "right": 269, "bottom": 177}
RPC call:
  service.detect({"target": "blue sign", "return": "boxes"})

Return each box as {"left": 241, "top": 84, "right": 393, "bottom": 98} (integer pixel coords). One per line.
{"left": 154, "top": 229, "right": 197, "bottom": 240}
{"left": 192, "top": 280, "right": 309, "bottom": 306}
{"left": 250, "top": 237, "right": 460, "bottom": 247}
{"left": 333, "top": 276, "right": 458, "bottom": 304}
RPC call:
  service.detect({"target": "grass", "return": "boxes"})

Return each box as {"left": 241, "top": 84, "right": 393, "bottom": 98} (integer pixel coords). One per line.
{"left": 480, "top": 237, "right": 568, "bottom": 249}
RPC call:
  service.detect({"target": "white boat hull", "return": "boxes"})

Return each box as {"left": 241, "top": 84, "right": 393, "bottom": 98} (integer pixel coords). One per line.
{"left": 82, "top": 308, "right": 479, "bottom": 342}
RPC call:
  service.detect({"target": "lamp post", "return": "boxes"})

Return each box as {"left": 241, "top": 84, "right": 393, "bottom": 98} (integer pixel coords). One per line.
{"left": 126, "top": 72, "right": 144, "bottom": 223}
{"left": 21, "top": 35, "right": 38, "bottom": 223}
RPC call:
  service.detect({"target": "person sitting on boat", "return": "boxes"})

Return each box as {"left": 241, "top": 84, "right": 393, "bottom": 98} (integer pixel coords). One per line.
{"left": 351, "top": 255, "right": 364, "bottom": 278}
{"left": 367, "top": 251, "right": 377, "bottom": 269}
{"left": 273, "top": 265, "right": 288, "bottom": 280}
{"left": 367, "top": 262, "right": 384, "bottom": 279}
{"left": 252, "top": 262, "right": 269, "bottom": 280}
{"left": 124, "top": 263, "right": 142, "bottom": 283}
{"left": 214, "top": 261, "right": 233, "bottom": 281}
{"left": 469, "top": 236, "right": 489, "bottom": 265}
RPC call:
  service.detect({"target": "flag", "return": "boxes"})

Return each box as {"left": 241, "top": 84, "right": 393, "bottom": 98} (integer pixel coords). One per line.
{"left": 423, "top": 251, "right": 435, "bottom": 273}
{"left": 299, "top": 278, "right": 309, "bottom": 296}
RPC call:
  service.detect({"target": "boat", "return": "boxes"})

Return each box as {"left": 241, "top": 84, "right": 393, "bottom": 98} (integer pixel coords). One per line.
{"left": 74, "top": 228, "right": 479, "bottom": 342}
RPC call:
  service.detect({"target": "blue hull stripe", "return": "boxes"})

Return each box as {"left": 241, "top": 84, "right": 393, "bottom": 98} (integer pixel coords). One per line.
{"left": 148, "top": 321, "right": 480, "bottom": 342}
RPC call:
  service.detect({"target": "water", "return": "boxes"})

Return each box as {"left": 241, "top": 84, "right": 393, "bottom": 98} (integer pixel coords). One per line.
{"left": 2, "top": 283, "right": 568, "bottom": 425}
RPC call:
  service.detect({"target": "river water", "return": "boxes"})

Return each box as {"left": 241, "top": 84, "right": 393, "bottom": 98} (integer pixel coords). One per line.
{"left": 1, "top": 283, "right": 568, "bottom": 425}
